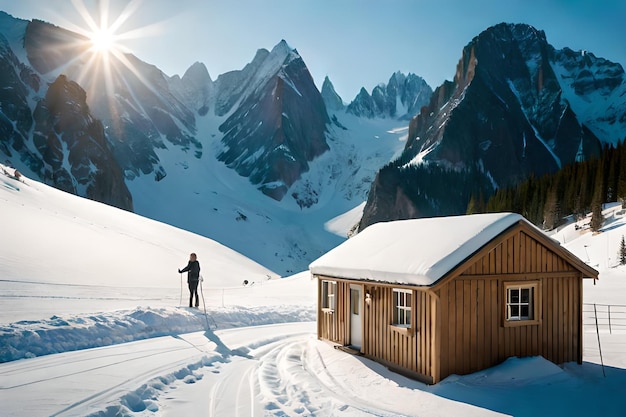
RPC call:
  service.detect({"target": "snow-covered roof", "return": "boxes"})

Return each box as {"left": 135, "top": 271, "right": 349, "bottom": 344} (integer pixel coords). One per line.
{"left": 309, "top": 212, "right": 530, "bottom": 286}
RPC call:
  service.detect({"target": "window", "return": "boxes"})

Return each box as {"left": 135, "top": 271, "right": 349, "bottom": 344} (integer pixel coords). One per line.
{"left": 321, "top": 280, "right": 336, "bottom": 311}
{"left": 504, "top": 281, "right": 540, "bottom": 326}
{"left": 393, "top": 289, "right": 412, "bottom": 327}
{"left": 350, "top": 288, "right": 360, "bottom": 315}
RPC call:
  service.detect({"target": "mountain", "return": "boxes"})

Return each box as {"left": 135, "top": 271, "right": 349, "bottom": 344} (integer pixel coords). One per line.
{"left": 346, "top": 71, "right": 432, "bottom": 120}
{"left": 216, "top": 40, "right": 330, "bottom": 200}
{"left": 20, "top": 19, "right": 331, "bottom": 202}
{"left": 24, "top": 18, "right": 202, "bottom": 185}
{"left": 360, "top": 23, "right": 624, "bottom": 230}
{"left": 0, "top": 12, "right": 409, "bottom": 275}
{"left": 0, "top": 16, "right": 132, "bottom": 210}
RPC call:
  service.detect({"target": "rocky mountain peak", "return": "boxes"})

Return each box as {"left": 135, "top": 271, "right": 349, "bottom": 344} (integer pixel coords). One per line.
{"left": 217, "top": 40, "right": 330, "bottom": 200}
{"left": 36, "top": 75, "right": 132, "bottom": 210}
{"left": 271, "top": 39, "right": 293, "bottom": 59}
{"left": 182, "top": 61, "right": 212, "bottom": 84}
{"left": 173, "top": 61, "right": 213, "bottom": 116}
{"left": 321, "top": 76, "right": 344, "bottom": 111}
{"left": 346, "top": 71, "right": 432, "bottom": 120}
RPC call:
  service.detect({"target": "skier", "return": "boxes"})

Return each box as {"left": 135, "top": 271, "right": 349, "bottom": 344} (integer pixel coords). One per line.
{"left": 178, "top": 253, "right": 201, "bottom": 307}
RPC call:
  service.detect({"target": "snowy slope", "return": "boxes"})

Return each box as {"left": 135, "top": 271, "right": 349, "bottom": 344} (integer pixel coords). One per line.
{"left": 1, "top": 166, "right": 626, "bottom": 416}
{"left": 0, "top": 164, "right": 277, "bottom": 288}
{"left": 128, "top": 109, "right": 408, "bottom": 276}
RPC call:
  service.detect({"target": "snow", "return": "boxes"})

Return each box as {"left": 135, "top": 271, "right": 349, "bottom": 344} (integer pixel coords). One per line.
{"left": 324, "top": 202, "right": 365, "bottom": 237}
{"left": 311, "top": 212, "right": 533, "bottom": 286}
{"left": 2, "top": 167, "right": 626, "bottom": 416}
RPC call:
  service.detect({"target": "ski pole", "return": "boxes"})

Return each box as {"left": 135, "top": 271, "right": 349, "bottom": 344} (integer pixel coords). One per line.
{"left": 179, "top": 272, "right": 183, "bottom": 306}
{"left": 199, "top": 276, "right": 217, "bottom": 329}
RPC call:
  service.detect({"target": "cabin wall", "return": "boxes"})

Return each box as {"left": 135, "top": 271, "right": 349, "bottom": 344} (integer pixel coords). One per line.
{"left": 317, "top": 278, "right": 348, "bottom": 345}
{"left": 316, "top": 277, "right": 439, "bottom": 383}
{"left": 435, "top": 230, "right": 583, "bottom": 381}
{"left": 362, "top": 285, "right": 438, "bottom": 383}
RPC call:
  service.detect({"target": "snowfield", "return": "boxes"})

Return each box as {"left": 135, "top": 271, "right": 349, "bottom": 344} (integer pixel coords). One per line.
{"left": 1, "top": 166, "right": 626, "bottom": 416}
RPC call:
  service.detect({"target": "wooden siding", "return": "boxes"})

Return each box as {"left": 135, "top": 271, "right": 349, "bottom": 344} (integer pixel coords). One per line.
{"left": 317, "top": 278, "right": 348, "bottom": 345}
{"left": 435, "top": 230, "right": 583, "bottom": 381}
{"left": 316, "top": 224, "right": 593, "bottom": 384}
{"left": 316, "top": 277, "right": 439, "bottom": 383}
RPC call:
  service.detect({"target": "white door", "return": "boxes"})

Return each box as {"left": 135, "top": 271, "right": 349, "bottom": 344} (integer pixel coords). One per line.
{"left": 349, "top": 284, "right": 363, "bottom": 350}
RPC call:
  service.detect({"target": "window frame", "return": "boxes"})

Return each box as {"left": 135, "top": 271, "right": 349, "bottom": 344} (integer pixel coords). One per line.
{"left": 350, "top": 287, "right": 360, "bottom": 316}
{"left": 321, "top": 280, "right": 337, "bottom": 312}
{"left": 503, "top": 280, "right": 541, "bottom": 327}
{"left": 392, "top": 288, "right": 413, "bottom": 329}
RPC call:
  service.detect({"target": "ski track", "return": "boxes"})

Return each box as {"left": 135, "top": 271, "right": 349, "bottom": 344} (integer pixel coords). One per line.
{"left": 207, "top": 357, "right": 261, "bottom": 417}
{"left": 14, "top": 326, "right": 409, "bottom": 417}
{"left": 258, "top": 339, "right": 405, "bottom": 417}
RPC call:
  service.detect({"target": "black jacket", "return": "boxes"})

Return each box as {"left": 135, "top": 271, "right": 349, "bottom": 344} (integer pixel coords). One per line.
{"left": 180, "top": 260, "right": 200, "bottom": 282}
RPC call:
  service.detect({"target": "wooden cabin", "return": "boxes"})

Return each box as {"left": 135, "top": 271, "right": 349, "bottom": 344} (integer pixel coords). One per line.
{"left": 309, "top": 213, "right": 598, "bottom": 384}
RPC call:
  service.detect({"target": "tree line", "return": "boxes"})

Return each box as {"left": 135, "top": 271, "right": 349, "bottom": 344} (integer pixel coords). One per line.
{"left": 469, "top": 140, "right": 626, "bottom": 231}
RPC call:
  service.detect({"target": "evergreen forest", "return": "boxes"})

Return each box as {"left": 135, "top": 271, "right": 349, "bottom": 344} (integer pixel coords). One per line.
{"left": 470, "top": 141, "right": 626, "bottom": 231}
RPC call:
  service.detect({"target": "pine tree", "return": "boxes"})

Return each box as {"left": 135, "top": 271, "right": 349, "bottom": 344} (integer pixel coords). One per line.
{"left": 466, "top": 194, "right": 478, "bottom": 215}
{"left": 619, "top": 235, "right": 626, "bottom": 265}
{"left": 590, "top": 193, "right": 603, "bottom": 232}
{"left": 543, "top": 188, "right": 560, "bottom": 230}
{"left": 590, "top": 157, "right": 605, "bottom": 232}
{"left": 617, "top": 140, "right": 626, "bottom": 203}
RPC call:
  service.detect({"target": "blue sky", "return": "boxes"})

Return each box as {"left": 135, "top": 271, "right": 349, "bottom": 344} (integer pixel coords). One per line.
{"left": 0, "top": 0, "right": 624, "bottom": 100}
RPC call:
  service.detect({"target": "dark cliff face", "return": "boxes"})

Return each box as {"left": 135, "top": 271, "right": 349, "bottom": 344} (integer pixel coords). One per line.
{"left": 218, "top": 44, "right": 330, "bottom": 200}
{"left": 0, "top": 33, "right": 40, "bottom": 166}
{"left": 360, "top": 23, "right": 606, "bottom": 230}
{"left": 33, "top": 75, "right": 132, "bottom": 210}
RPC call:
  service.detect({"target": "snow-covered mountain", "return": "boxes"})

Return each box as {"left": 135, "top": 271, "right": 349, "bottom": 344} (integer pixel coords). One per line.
{"left": 360, "top": 23, "right": 626, "bottom": 229}
{"left": 0, "top": 11, "right": 415, "bottom": 275}
{"left": 346, "top": 71, "right": 432, "bottom": 120}
{"left": 216, "top": 40, "right": 330, "bottom": 200}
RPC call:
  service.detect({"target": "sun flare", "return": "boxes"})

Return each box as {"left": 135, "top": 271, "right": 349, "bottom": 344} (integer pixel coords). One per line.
{"left": 89, "top": 27, "right": 117, "bottom": 54}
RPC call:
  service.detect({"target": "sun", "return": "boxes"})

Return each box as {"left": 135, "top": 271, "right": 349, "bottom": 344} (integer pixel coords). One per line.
{"left": 60, "top": 0, "right": 165, "bottom": 134}
{"left": 57, "top": 0, "right": 165, "bottom": 118}
{"left": 89, "top": 27, "right": 117, "bottom": 55}
{"left": 69, "top": 0, "right": 139, "bottom": 60}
